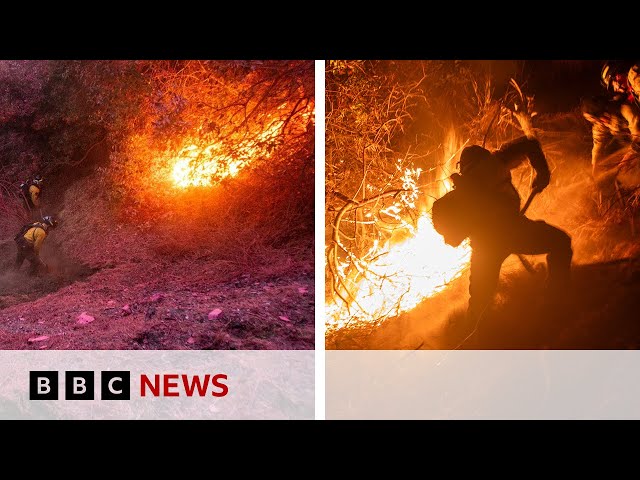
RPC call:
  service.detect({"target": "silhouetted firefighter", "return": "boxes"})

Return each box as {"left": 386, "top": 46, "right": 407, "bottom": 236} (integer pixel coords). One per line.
{"left": 432, "top": 136, "right": 573, "bottom": 325}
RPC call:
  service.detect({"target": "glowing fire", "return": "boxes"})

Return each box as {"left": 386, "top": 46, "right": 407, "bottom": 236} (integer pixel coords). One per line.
{"left": 171, "top": 144, "right": 244, "bottom": 188}
{"left": 169, "top": 119, "right": 282, "bottom": 189}
{"left": 326, "top": 129, "right": 472, "bottom": 332}
{"left": 170, "top": 100, "right": 314, "bottom": 188}
{"left": 326, "top": 213, "right": 471, "bottom": 331}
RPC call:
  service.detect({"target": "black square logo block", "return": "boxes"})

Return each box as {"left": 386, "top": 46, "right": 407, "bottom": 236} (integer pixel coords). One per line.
{"left": 29, "top": 371, "right": 58, "bottom": 400}
{"left": 101, "top": 371, "right": 130, "bottom": 400}
{"left": 65, "top": 371, "right": 94, "bottom": 400}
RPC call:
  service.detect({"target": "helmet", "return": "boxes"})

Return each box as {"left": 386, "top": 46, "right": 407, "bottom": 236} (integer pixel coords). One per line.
{"left": 42, "top": 215, "right": 58, "bottom": 228}
{"left": 459, "top": 145, "right": 491, "bottom": 175}
{"left": 601, "top": 60, "right": 634, "bottom": 92}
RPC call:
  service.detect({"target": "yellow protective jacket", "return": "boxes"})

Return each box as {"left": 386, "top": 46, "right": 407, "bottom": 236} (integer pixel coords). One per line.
{"left": 29, "top": 184, "right": 40, "bottom": 208}
{"left": 22, "top": 224, "right": 47, "bottom": 255}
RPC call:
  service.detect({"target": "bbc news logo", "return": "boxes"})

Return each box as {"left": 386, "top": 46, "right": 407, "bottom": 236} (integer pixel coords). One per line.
{"left": 29, "top": 371, "right": 229, "bottom": 400}
{"left": 30, "top": 371, "right": 131, "bottom": 400}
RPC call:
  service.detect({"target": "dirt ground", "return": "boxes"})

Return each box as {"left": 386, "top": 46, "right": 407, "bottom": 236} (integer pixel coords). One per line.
{"left": 328, "top": 254, "right": 640, "bottom": 350}
{"left": 0, "top": 178, "right": 315, "bottom": 350}
{"left": 0, "top": 248, "right": 314, "bottom": 350}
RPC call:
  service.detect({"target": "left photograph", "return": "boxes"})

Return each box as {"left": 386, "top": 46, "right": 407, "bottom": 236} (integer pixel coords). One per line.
{"left": 0, "top": 60, "right": 315, "bottom": 350}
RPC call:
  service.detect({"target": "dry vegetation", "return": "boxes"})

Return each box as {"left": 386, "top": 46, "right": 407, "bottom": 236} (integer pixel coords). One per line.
{"left": 0, "top": 60, "right": 314, "bottom": 350}
{"left": 326, "top": 60, "right": 640, "bottom": 350}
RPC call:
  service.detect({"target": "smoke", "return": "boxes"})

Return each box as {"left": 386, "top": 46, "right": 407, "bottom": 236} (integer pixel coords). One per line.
{"left": 527, "top": 113, "right": 640, "bottom": 264}
{"left": 332, "top": 109, "right": 640, "bottom": 349}
{"left": 0, "top": 237, "right": 98, "bottom": 311}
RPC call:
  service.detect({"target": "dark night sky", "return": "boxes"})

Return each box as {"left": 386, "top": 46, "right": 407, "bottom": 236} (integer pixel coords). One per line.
{"left": 523, "top": 60, "right": 605, "bottom": 113}
{"left": 470, "top": 60, "right": 606, "bottom": 114}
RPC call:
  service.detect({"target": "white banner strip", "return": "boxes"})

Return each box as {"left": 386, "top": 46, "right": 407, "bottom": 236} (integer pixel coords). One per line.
{"left": 314, "top": 59, "right": 326, "bottom": 420}
{"left": 0, "top": 351, "right": 314, "bottom": 419}
{"left": 326, "top": 350, "right": 640, "bottom": 419}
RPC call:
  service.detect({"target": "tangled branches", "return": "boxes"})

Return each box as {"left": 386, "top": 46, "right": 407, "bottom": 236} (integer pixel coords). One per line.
{"left": 325, "top": 60, "right": 539, "bottom": 333}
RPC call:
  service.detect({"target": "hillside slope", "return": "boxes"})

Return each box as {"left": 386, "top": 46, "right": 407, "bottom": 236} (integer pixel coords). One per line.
{"left": 327, "top": 110, "right": 640, "bottom": 350}
{"left": 0, "top": 168, "right": 314, "bottom": 350}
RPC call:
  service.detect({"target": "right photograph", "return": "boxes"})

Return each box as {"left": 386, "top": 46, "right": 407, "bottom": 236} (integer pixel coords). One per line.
{"left": 325, "top": 59, "right": 640, "bottom": 350}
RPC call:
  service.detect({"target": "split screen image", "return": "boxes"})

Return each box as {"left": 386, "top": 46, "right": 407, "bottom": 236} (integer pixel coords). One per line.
{"left": 2, "top": 60, "right": 640, "bottom": 382}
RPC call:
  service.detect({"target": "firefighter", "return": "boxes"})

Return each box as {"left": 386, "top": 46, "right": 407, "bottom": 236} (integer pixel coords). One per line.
{"left": 14, "top": 215, "right": 58, "bottom": 276}
{"left": 432, "top": 137, "right": 573, "bottom": 324}
{"left": 580, "top": 95, "right": 630, "bottom": 182}
{"left": 20, "top": 174, "right": 44, "bottom": 220}
{"left": 626, "top": 63, "right": 640, "bottom": 105}
{"left": 600, "top": 61, "right": 640, "bottom": 190}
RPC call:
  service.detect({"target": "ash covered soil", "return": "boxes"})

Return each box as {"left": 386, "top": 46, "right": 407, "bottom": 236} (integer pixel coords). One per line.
{"left": 0, "top": 178, "right": 314, "bottom": 350}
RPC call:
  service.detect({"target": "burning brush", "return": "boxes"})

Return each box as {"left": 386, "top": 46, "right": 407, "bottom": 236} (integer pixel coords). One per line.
{"left": 326, "top": 155, "right": 472, "bottom": 334}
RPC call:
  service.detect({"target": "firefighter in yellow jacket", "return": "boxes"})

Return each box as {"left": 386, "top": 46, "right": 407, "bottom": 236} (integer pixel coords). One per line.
{"left": 14, "top": 215, "right": 58, "bottom": 275}
{"left": 20, "top": 174, "right": 43, "bottom": 220}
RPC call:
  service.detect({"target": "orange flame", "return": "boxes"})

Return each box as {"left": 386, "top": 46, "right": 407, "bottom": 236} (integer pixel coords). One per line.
{"left": 326, "top": 213, "right": 471, "bottom": 331}
{"left": 169, "top": 100, "right": 314, "bottom": 189}
{"left": 326, "top": 128, "right": 471, "bottom": 332}
{"left": 171, "top": 144, "right": 234, "bottom": 188}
